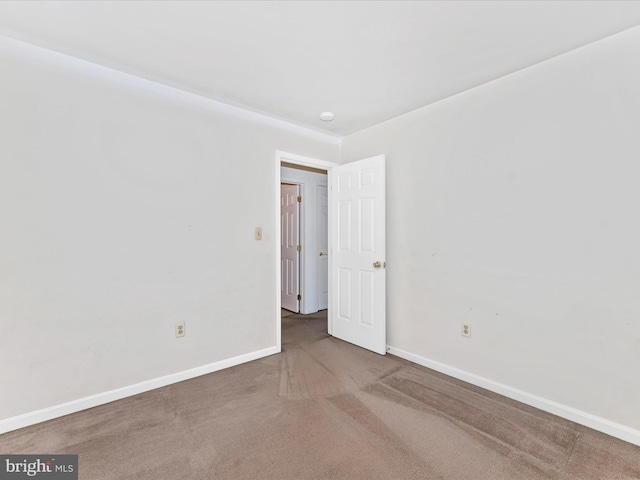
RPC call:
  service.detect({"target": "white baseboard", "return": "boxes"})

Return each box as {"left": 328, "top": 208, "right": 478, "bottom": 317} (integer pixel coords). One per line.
{"left": 0, "top": 346, "right": 280, "bottom": 435}
{"left": 386, "top": 346, "right": 640, "bottom": 447}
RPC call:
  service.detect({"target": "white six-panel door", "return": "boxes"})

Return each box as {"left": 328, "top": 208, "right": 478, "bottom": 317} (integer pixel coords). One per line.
{"left": 281, "top": 184, "right": 300, "bottom": 312}
{"left": 329, "top": 155, "right": 386, "bottom": 355}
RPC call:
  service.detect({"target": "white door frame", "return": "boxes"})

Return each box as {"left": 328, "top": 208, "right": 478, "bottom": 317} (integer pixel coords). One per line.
{"left": 275, "top": 151, "right": 338, "bottom": 352}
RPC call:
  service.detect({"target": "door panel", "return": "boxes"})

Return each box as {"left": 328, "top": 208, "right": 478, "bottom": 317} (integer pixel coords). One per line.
{"left": 329, "top": 155, "right": 386, "bottom": 354}
{"left": 281, "top": 184, "right": 299, "bottom": 312}
{"left": 317, "top": 184, "right": 329, "bottom": 310}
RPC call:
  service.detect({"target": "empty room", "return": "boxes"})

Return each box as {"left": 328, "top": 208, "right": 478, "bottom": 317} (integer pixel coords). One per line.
{"left": 1, "top": 1, "right": 640, "bottom": 478}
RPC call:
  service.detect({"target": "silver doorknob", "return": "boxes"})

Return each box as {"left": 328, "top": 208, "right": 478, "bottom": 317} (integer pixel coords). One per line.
{"left": 373, "top": 261, "right": 382, "bottom": 268}
{"left": 319, "top": 252, "right": 327, "bottom": 256}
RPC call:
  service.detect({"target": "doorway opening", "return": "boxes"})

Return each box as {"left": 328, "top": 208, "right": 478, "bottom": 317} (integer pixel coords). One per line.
{"left": 281, "top": 165, "right": 328, "bottom": 314}
{"left": 275, "top": 152, "right": 338, "bottom": 352}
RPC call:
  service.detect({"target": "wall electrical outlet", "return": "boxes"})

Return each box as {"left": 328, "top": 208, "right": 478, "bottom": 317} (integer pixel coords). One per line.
{"left": 176, "top": 321, "right": 186, "bottom": 338}
{"left": 462, "top": 322, "right": 471, "bottom": 338}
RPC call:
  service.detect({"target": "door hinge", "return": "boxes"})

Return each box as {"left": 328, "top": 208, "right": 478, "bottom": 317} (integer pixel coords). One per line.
{"left": 297, "top": 195, "right": 302, "bottom": 203}
{"left": 296, "top": 245, "right": 302, "bottom": 252}
{"left": 297, "top": 294, "right": 301, "bottom": 301}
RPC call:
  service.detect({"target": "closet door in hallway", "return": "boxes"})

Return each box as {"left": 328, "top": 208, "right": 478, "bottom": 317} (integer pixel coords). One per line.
{"left": 281, "top": 184, "right": 300, "bottom": 312}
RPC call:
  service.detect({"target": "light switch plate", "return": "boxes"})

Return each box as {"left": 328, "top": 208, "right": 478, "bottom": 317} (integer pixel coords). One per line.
{"left": 255, "top": 227, "right": 262, "bottom": 240}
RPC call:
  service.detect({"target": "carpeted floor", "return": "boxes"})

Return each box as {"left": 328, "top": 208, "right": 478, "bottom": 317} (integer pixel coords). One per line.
{"left": 1, "top": 310, "right": 639, "bottom": 479}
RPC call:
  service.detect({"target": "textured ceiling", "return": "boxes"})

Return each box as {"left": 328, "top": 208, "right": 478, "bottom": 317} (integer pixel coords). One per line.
{"left": 1, "top": 1, "right": 640, "bottom": 136}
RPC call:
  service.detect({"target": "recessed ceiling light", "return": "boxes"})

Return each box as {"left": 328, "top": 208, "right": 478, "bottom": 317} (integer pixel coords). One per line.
{"left": 319, "top": 112, "right": 335, "bottom": 122}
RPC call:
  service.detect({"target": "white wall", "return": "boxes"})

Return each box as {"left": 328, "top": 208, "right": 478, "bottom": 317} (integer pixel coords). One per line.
{"left": 281, "top": 166, "right": 328, "bottom": 314}
{"left": 0, "top": 36, "right": 338, "bottom": 425}
{"left": 341, "top": 27, "right": 640, "bottom": 436}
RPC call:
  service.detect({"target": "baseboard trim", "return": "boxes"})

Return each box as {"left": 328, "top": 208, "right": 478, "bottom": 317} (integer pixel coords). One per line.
{"left": 0, "top": 346, "right": 280, "bottom": 435}
{"left": 386, "top": 346, "right": 640, "bottom": 447}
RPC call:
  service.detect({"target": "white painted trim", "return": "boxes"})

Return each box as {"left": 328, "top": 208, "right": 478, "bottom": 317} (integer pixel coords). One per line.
{"left": 0, "top": 346, "right": 279, "bottom": 435}
{"left": 277, "top": 151, "right": 339, "bottom": 171}
{"left": 386, "top": 346, "right": 640, "bottom": 447}
{"left": 275, "top": 156, "right": 282, "bottom": 352}
{"left": 327, "top": 174, "right": 334, "bottom": 336}
{"left": 0, "top": 35, "right": 341, "bottom": 145}
{"left": 275, "top": 152, "right": 338, "bottom": 349}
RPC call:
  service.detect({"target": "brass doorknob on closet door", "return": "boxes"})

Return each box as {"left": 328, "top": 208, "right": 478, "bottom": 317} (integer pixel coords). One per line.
{"left": 319, "top": 252, "right": 327, "bottom": 256}
{"left": 373, "top": 261, "right": 382, "bottom": 268}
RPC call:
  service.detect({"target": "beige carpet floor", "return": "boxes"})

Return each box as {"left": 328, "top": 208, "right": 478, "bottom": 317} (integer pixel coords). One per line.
{"left": 1, "top": 310, "right": 639, "bottom": 479}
